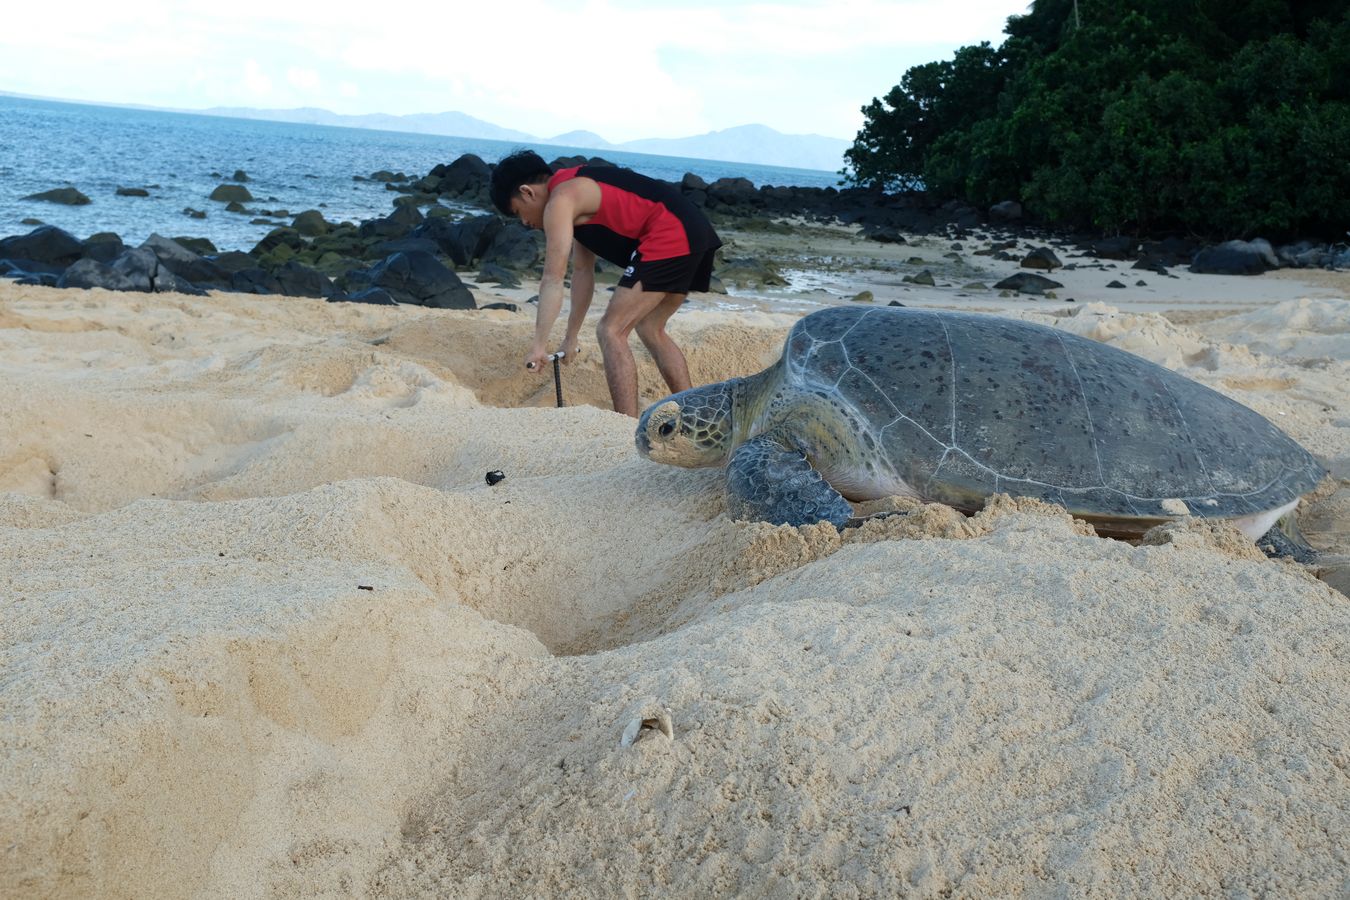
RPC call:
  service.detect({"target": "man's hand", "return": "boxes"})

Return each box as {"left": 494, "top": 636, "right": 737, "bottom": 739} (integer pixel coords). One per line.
{"left": 524, "top": 344, "right": 550, "bottom": 371}
{"left": 559, "top": 341, "right": 582, "bottom": 365}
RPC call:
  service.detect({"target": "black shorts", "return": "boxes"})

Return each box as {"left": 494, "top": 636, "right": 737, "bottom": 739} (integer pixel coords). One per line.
{"left": 617, "top": 246, "right": 718, "bottom": 294}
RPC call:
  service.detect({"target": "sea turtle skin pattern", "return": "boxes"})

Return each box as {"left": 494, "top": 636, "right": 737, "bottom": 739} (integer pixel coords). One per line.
{"left": 635, "top": 306, "right": 1327, "bottom": 534}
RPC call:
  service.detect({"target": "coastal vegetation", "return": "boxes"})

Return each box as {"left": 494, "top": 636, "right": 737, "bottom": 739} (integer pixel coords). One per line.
{"left": 844, "top": 0, "right": 1350, "bottom": 238}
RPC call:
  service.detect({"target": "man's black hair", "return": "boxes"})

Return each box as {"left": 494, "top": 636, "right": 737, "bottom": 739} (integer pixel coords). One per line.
{"left": 489, "top": 150, "right": 553, "bottom": 215}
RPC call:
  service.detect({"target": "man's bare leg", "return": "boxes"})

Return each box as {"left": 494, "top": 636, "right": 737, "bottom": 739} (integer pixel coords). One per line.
{"left": 636, "top": 292, "right": 691, "bottom": 395}
{"left": 596, "top": 281, "right": 667, "bottom": 417}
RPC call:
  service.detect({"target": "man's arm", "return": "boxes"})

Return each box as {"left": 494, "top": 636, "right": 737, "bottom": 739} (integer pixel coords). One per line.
{"left": 561, "top": 241, "right": 596, "bottom": 361}
{"left": 525, "top": 190, "right": 578, "bottom": 369}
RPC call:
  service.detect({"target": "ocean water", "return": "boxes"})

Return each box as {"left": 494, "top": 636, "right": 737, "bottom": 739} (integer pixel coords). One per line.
{"left": 0, "top": 95, "right": 843, "bottom": 253}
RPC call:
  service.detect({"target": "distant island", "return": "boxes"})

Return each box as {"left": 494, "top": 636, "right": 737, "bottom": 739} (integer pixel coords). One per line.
{"left": 197, "top": 106, "right": 850, "bottom": 173}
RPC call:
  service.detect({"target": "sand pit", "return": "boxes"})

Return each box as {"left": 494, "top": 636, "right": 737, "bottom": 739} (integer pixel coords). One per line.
{"left": 2, "top": 280, "right": 1348, "bottom": 897}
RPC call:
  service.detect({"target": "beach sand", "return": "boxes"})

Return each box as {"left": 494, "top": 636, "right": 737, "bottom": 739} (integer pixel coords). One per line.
{"left": 2, "top": 239, "right": 1348, "bottom": 896}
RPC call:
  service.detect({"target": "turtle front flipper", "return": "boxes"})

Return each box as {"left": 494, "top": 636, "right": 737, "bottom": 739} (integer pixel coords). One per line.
{"left": 725, "top": 433, "right": 853, "bottom": 528}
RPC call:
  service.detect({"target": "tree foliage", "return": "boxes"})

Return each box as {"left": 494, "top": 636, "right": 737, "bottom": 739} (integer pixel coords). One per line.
{"left": 845, "top": 1, "right": 1350, "bottom": 238}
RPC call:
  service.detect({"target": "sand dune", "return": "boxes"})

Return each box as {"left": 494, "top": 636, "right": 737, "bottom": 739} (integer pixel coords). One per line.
{"left": 1, "top": 283, "right": 1347, "bottom": 897}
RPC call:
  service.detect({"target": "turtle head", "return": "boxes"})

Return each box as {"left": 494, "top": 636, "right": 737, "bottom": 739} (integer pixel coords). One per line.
{"left": 635, "top": 381, "right": 738, "bottom": 467}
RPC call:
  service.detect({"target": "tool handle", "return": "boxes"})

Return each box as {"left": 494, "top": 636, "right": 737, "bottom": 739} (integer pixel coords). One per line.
{"left": 525, "top": 350, "right": 567, "bottom": 370}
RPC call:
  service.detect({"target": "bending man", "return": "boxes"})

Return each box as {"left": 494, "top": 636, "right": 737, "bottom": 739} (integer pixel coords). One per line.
{"left": 490, "top": 150, "right": 721, "bottom": 417}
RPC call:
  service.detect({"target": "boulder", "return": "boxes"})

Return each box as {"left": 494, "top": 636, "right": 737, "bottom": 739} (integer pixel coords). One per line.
{"left": 369, "top": 171, "right": 408, "bottom": 182}
{"left": 183, "top": 208, "right": 207, "bottom": 219}
{"left": 432, "top": 154, "right": 491, "bottom": 196}
{"left": 1020, "top": 247, "right": 1063, "bottom": 270}
{"left": 681, "top": 172, "right": 709, "bottom": 192}
{"left": 863, "top": 226, "right": 907, "bottom": 244}
{"left": 706, "top": 177, "right": 759, "bottom": 208}
{"left": 478, "top": 223, "right": 543, "bottom": 272}
{"left": 251, "top": 227, "right": 305, "bottom": 258}
{"left": 410, "top": 215, "right": 503, "bottom": 266}
{"left": 232, "top": 169, "right": 250, "bottom": 182}
{"left": 58, "top": 248, "right": 204, "bottom": 295}
{"left": 476, "top": 263, "right": 521, "bottom": 288}
{"left": 0, "top": 225, "right": 85, "bottom": 265}
{"left": 209, "top": 184, "right": 254, "bottom": 203}
{"left": 115, "top": 187, "right": 150, "bottom": 197}
{"left": 230, "top": 268, "right": 284, "bottom": 295}
{"left": 82, "top": 233, "right": 126, "bottom": 264}
{"left": 369, "top": 238, "right": 441, "bottom": 260}
{"left": 1087, "top": 236, "right": 1136, "bottom": 260}
{"left": 24, "top": 187, "right": 91, "bottom": 205}
{"left": 292, "top": 210, "right": 331, "bottom": 237}
{"left": 479, "top": 302, "right": 520, "bottom": 312}
{"left": 172, "top": 236, "right": 217, "bottom": 256}
{"left": 993, "top": 273, "right": 1063, "bottom": 295}
{"left": 140, "top": 234, "right": 229, "bottom": 287}
{"left": 273, "top": 260, "right": 334, "bottom": 298}
{"left": 989, "top": 200, "right": 1023, "bottom": 222}
{"left": 344, "top": 251, "right": 476, "bottom": 309}
{"left": 1189, "top": 239, "right": 1278, "bottom": 276}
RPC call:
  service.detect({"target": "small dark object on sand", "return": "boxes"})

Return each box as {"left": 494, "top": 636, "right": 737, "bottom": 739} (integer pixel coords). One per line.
{"left": 486, "top": 470, "right": 506, "bottom": 486}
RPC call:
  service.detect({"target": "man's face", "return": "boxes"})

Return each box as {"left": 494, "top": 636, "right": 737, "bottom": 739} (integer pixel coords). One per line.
{"left": 509, "top": 183, "right": 547, "bottom": 229}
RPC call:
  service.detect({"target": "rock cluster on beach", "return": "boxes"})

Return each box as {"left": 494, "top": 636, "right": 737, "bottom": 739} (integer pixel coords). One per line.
{"left": 4, "top": 154, "right": 1349, "bottom": 306}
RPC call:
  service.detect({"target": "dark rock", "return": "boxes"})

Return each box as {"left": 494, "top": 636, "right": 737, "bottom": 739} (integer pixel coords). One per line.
{"left": 1107, "top": 280, "right": 1127, "bottom": 288}
{"left": 369, "top": 170, "right": 408, "bottom": 182}
{"left": 336, "top": 287, "right": 398, "bottom": 305}
{"left": 14, "top": 273, "right": 60, "bottom": 287}
{"left": 183, "top": 207, "right": 207, "bottom": 219}
{"left": 251, "top": 227, "right": 304, "bottom": 258}
{"left": 476, "top": 263, "right": 521, "bottom": 288}
{"left": 116, "top": 186, "right": 150, "bottom": 197}
{"left": 887, "top": 300, "right": 906, "bottom": 307}
{"left": 58, "top": 248, "right": 204, "bottom": 295}
{"left": 478, "top": 223, "right": 543, "bottom": 272}
{"left": 0, "top": 225, "right": 85, "bottom": 265}
{"left": 681, "top": 172, "right": 709, "bottom": 192}
{"left": 410, "top": 214, "right": 502, "bottom": 266}
{"left": 370, "top": 238, "right": 441, "bottom": 259}
{"left": 706, "top": 177, "right": 759, "bottom": 208}
{"left": 230, "top": 268, "right": 284, "bottom": 295}
{"left": 211, "top": 251, "right": 256, "bottom": 274}
{"left": 904, "top": 270, "right": 936, "bottom": 286}
{"left": 864, "top": 226, "right": 907, "bottom": 244}
{"left": 292, "top": 209, "right": 330, "bottom": 237}
{"left": 273, "top": 260, "right": 334, "bottom": 298}
{"left": 172, "top": 236, "right": 217, "bottom": 255}
{"left": 1276, "top": 240, "right": 1329, "bottom": 269}
{"left": 20, "top": 218, "right": 43, "bottom": 226}
{"left": 82, "top": 233, "right": 125, "bottom": 263}
{"left": 209, "top": 184, "right": 253, "bottom": 203}
{"left": 1087, "top": 236, "right": 1136, "bottom": 260}
{"left": 1020, "top": 247, "right": 1062, "bottom": 270}
{"left": 479, "top": 302, "right": 520, "bottom": 312}
{"left": 988, "top": 200, "right": 1023, "bottom": 222}
{"left": 25, "top": 187, "right": 91, "bottom": 205}
{"left": 993, "top": 273, "right": 1063, "bottom": 294}
{"left": 232, "top": 169, "right": 250, "bottom": 182}
{"left": 225, "top": 201, "right": 249, "bottom": 214}
{"left": 344, "top": 251, "right": 476, "bottom": 309}
{"left": 140, "top": 234, "right": 229, "bottom": 287}
{"left": 1189, "top": 239, "right": 1277, "bottom": 276}
{"left": 432, "top": 154, "right": 491, "bottom": 197}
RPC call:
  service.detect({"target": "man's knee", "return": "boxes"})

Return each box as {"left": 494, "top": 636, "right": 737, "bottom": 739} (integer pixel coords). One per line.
{"left": 596, "top": 317, "right": 627, "bottom": 348}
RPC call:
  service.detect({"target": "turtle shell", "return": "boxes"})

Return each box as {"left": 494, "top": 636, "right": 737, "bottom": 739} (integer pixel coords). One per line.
{"left": 777, "top": 306, "right": 1325, "bottom": 530}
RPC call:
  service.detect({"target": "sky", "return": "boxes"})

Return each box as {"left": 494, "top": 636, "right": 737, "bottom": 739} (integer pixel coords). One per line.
{"left": 1, "top": 0, "right": 1026, "bottom": 142}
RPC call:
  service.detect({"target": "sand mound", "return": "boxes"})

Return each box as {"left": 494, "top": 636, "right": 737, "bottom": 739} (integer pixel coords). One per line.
{"left": 2, "top": 284, "right": 1348, "bottom": 898}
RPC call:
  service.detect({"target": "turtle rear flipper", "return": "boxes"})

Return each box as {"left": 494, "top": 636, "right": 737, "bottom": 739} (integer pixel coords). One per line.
{"left": 725, "top": 434, "right": 853, "bottom": 528}
{"left": 1257, "top": 513, "right": 1319, "bottom": 564}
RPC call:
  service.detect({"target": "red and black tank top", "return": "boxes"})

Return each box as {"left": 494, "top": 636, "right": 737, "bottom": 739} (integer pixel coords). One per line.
{"left": 547, "top": 165, "right": 721, "bottom": 265}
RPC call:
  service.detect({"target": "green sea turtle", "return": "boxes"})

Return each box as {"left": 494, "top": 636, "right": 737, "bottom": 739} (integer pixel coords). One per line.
{"left": 635, "top": 306, "right": 1326, "bottom": 548}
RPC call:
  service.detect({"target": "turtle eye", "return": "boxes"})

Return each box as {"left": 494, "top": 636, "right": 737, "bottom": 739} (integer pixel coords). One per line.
{"left": 658, "top": 420, "right": 676, "bottom": 438}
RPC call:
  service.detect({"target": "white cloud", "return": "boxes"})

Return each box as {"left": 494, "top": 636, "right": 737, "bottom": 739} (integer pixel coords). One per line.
{"left": 2, "top": 0, "right": 1023, "bottom": 138}
{"left": 243, "top": 59, "right": 273, "bottom": 97}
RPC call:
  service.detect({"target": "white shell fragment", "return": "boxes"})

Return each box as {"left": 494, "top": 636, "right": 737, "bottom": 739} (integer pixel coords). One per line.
{"left": 619, "top": 705, "right": 674, "bottom": 748}
{"left": 1160, "top": 498, "right": 1191, "bottom": 516}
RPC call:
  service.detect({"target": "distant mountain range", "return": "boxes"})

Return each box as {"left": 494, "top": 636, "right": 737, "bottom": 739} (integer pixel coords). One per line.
{"left": 199, "top": 106, "right": 850, "bottom": 173}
